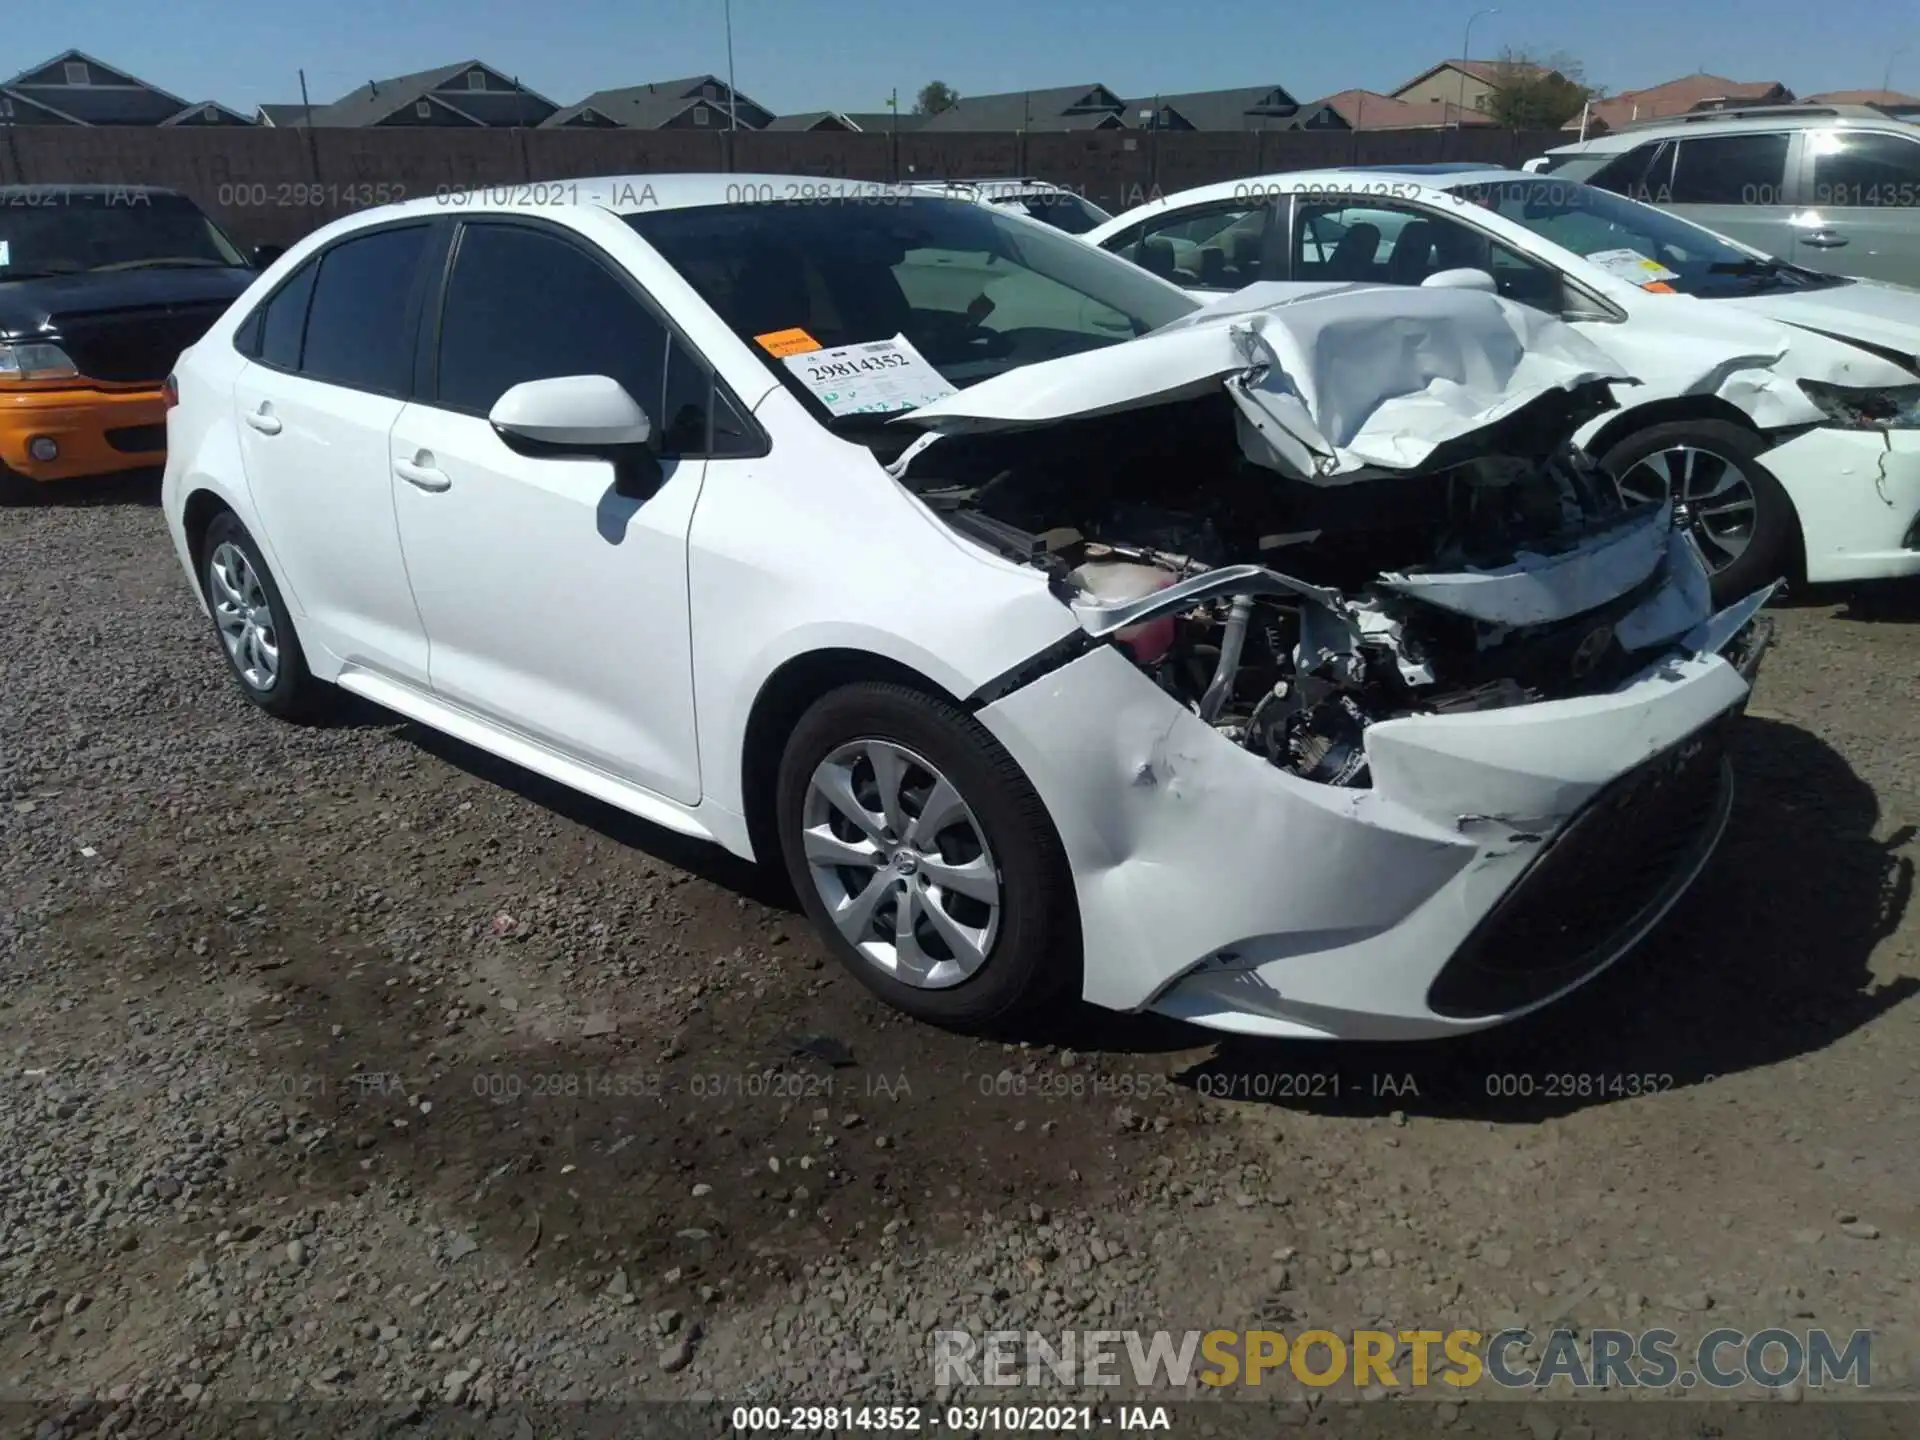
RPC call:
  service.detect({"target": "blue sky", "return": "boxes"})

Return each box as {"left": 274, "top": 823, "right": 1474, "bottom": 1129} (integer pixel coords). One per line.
{"left": 10, "top": 0, "right": 1918, "bottom": 114}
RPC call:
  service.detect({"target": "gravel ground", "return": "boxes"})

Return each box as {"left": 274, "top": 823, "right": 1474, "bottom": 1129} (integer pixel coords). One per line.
{"left": 2, "top": 477, "right": 1917, "bottom": 1436}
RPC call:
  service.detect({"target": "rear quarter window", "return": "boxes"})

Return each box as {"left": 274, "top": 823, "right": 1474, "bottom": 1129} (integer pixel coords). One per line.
{"left": 244, "top": 260, "right": 318, "bottom": 370}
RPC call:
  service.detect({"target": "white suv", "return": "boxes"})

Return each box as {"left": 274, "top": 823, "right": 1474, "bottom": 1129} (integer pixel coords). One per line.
{"left": 1536, "top": 104, "right": 1920, "bottom": 288}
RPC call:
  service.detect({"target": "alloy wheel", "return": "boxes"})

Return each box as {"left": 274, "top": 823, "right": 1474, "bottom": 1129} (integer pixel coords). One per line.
{"left": 1615, "top": 445, "right": 1758, "bottom": 573}
{"left": 800, "top": 740, "right": 1001, "bottom": 989}
{"left": 207, "top": 541, "right": 280, "bottom": 691}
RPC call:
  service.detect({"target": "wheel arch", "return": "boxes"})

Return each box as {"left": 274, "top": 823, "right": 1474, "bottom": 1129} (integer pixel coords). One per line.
{"left": 181, "top": 486, "right": 234, "bottom": 571}
{"left": 1581, "top": 396, "right": 1766, "bottom": 461}
{"left": 739, "top": 648, "right": 962, "bottom": 869}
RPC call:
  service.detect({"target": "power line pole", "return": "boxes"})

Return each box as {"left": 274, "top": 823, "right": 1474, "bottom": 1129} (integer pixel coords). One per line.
{"left": 724, "top": 0, "right": 739, "bottom": 130}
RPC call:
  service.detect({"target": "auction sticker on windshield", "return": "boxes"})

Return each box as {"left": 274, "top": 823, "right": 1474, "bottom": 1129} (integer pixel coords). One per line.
{"left": 1585, "top": 247, "right": 1681, "bottom": 286}
{"left": 782, "top": 333, "right": 958, "bottom": 417}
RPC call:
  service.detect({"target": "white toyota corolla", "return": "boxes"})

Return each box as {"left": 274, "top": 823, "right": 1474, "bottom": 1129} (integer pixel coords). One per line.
{"left": 162, "top": 175, "right": 1773, "bottom": 1041}
{"left": 1086, "top": 166, "right": 1920, "bottom": 601}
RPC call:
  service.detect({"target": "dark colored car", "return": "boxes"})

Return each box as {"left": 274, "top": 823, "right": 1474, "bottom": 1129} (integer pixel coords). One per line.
{"left": 0, "top": 185, "right": 259, "bottom": 497}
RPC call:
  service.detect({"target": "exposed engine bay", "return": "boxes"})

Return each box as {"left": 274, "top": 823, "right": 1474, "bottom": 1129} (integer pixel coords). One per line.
{"left": 901, "top": 385, "right": 1687, "bottom": 790}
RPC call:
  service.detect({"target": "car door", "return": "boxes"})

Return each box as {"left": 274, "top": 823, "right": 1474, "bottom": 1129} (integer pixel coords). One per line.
{"left": 386, "top": 217, "right": 728, "bottom": 806}
{"left": 1792, "top": 127, "right": 1920, "bottom": 284}
{"left": 1663, "top": 130, "right": 1798, "bottom": 258}
{"left": 230, "top": 221, "right": 439, "bottom": 686}
{"left": 1102, "top": 196, "right": 1281, "bottom": 294}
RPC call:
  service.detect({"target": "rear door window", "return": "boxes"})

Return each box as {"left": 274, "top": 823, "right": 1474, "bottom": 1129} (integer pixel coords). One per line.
{"left": 1668, "top": 133, "right": 1792, "bottom": 206}
{"left": 298, "top": 224, "right": 432, "bottom": 396}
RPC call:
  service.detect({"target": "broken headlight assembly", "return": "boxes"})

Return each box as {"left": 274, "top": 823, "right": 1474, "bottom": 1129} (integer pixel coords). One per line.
{"left": 1797, "top": 378, "right": 1920, "bottom": 430}
{"left": 0, "top": 340, "right": 79, "bottom": 382}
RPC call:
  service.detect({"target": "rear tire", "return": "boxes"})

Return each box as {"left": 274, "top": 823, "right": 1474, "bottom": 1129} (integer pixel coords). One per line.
{"left": 1600, "top": 420, "right": 1796, "bottom": 605}
{"left": 774, "top": 681, "right": 1078, "bottom": 1030}
{"left": 199, "top": 511, "right": 328, "bottom": 721}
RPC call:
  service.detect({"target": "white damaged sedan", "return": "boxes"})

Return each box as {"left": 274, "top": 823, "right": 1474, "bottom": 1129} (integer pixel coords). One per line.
{"left": 161, "top": 176, "right": 1774, "bottom": 1040}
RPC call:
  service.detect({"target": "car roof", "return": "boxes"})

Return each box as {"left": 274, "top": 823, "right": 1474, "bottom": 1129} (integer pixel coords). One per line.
{"left": 1332, "top": 162, "right": 1501, "bottom": 175}
{"left": 911, "top": 177, "right": 1074, "bottom": 193}
{"left": 1549, "top": 103, "right": 1920, "bottom": 153}
{"left": 384, "top": 173, "right": 961, "bottom": 221}
{"left": 1161, "top": 166, "right": 1530, "bottom": 202}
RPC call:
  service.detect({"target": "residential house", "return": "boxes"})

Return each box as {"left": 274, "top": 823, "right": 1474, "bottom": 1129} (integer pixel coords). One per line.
{"left": 1127, "top": 84, "right": 1301, "bottom": 130}
{"left": 160, "top": 101, "right": 254, "bottom": 127}
{"left": 913, "top": 84, "right": 1129, "bottom": 131}
{"left": 1391, "top": 59, "right": 1558, "bottom": 116}
{"left": 839, "top": 111, "right": 928, "bottom": 133}
{"left": 304, "top": 62, "right": 557, "bottom": 127}
{"left": 254, "top": 104, "right": 314, "bottom": 127}
{"left": 1308, "top": 89, "right": 1496, "bottom": 131}
{"left": 1801, "top": 89, "right": 1920, "bottom": 108}
{"left": 764, "top": 112, "right": 860, "bottom": 132}
{"left": 1571, "top": 74, "right": 1794, "bottom": 133}
{"left": 542, "top": 77, "right": 773, "bottom": 130}
{"left": 0, "top": 49, "right": 250, "bottom": 125}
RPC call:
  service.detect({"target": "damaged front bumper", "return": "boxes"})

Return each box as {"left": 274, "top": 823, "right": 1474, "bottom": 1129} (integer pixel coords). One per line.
{"left": 975, "top": 576, "right": 1773, "bottom": 1041}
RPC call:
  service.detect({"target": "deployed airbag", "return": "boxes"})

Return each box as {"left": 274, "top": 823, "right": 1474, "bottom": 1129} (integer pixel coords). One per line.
{"left": 902, "top": 286, "right": 1630, "bottom": 479}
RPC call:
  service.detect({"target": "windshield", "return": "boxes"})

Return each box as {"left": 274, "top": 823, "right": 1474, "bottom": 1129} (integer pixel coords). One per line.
{"left": 627, "top": 197, "right": 1196, "bottom": 420}
{"left": 0, "top": 192, "right": 247, "bottom": 277}
{"left": 1447, "top": 178, "right": 1847, "bottom": 298}
{"left": 988, "top": 191, "right": 1112, "bottom": 236}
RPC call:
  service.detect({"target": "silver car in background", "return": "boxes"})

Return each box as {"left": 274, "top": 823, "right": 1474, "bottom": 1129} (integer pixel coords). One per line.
{"left": 1537, "top": 104, "right": 1920, "bottom": 287}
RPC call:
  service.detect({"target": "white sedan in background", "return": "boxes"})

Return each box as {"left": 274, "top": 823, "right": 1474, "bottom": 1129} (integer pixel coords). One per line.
{"left": 1087, "top": 166, "right": 1920, "bottom": 601}
{"left": 163, "top": 176, "right": 1771, "bottom": 1042}
{"left": 906, "top": 177, "right": 1113, "bottom": 236}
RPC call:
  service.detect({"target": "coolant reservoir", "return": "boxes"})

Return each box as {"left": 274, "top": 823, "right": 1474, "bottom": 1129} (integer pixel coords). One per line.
{"left": 1070, "top": 560, "right": 1178, "bottom": 665}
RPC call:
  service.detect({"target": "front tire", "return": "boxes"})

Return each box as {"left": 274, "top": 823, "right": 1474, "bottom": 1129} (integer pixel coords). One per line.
{"left": 774, "top": 681, "right": 1078, "bottom": 1029}
{"left": 1600, "top": 420, "right": 1796, "bottom": 605}
{"left": 199, "top": 511, "right": 327, "bottom": 721}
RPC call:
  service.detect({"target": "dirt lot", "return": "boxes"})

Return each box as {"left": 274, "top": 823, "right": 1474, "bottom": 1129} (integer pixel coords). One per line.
{"left": 2, "top": 477, "right": 1917, "bottom": 1436}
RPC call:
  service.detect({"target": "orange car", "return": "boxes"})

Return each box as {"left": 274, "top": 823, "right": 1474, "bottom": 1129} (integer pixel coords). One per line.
{"left": 0, "top": 185, "right": 260, "bottom": 499}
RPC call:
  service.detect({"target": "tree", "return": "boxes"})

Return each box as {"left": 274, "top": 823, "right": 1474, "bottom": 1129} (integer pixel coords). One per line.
{"left": 1485, "top": 48, "right": 1597, "bottom": 130}
{"left": 915, "top": 81, "right": 960, "bottom": 116}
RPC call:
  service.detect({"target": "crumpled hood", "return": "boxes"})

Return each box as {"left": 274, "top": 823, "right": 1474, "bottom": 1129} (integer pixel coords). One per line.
{"left": 900, "top": 285, "right": 1630, "bottom": 479}
{"left": 1715, "top": 280, "right": 1920, "bottom": 375}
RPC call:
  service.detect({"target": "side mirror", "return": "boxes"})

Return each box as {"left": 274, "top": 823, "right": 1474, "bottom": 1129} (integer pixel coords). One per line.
{"left": 1421, "top": 267, "right": 1498, "bottom": 294}
{"left": 251, "top": 243, "right": 286, "bottom": 269}
{"left": 489, "top": 375, "right": 654, "bottom": 451}
{"left": 490, "top": 375, "right": 659, "bottom": 499}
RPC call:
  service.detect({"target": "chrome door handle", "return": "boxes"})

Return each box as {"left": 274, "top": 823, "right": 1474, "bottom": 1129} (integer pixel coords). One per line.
{"left": 394, "top": 457, "right": 451, "bottom": 493}
{"left": 1802, "top": 230, "right": 1849, "bottom": 248}
{"left": 243, "top": 407, "right": 282, "bottom": 435}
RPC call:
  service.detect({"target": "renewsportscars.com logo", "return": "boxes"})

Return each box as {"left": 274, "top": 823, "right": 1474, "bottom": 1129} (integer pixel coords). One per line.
{"left": 932, "top": 1327, "right": 1872, "bottom": 1392}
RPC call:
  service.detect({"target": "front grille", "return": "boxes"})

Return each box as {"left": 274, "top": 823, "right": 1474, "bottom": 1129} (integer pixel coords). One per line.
{"left": 1427, "top": 712, "right": 1735, "bottom": 1019}
{"left": 105, "top": 423, "right": 166, "bottom": 453}
{"left": 52, "top": 302, "right": 229, "bottom": 383}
